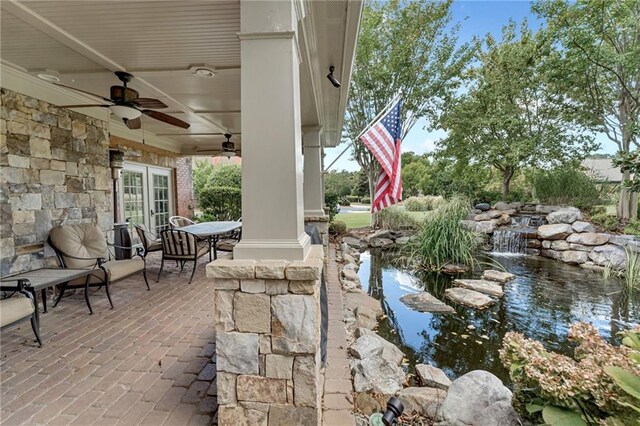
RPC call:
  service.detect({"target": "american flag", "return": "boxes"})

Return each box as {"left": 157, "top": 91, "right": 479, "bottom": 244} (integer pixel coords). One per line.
{"left": 360, "top": 100, "right": 403, "bottom": 213}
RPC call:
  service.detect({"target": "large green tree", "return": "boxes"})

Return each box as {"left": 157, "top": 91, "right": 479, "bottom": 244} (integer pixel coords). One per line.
{"left": 438, "top": 22, "right": 596, "bottom": 200}
{"left": 533, "top": 0, "right": 640, "bottom": 220}
{"left": 343, "top": 0, "right": 472, "bottom": 205}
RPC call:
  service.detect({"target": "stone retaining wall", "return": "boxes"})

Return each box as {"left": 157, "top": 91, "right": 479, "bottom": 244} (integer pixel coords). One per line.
{"left": 207, "top": 246, "right": 324, "bottom": 425}
{"left": 464, "top": 203, "right": 639, "bottom": 270}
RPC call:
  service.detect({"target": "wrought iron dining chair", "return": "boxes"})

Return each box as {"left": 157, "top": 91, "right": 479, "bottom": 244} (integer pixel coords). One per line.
{"left": 169, "top": 216, "right": 196, "bottom": 228}
{"left": 157, "top": 229, "right": 209, "bottom": 284}
{"left": 0, "top": 280, "right": 42, "bottom": 347}
{"left": 133, "top": 223, "right": 163, "bottom": 258}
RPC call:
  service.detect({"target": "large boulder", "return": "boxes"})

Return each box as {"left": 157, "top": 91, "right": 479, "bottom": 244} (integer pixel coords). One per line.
{"left": 345, "top": 291, "right": 383, "bottom": 317}
{"left": 342, "top": 236, "right": 366, "bottom": 250}
{"left": 461, "top": 220, "right": 478, "bottom": 232}
{"left": 561, "top": 250, "right": 589, "bottom": 264}
{"left": 398, "top": 387, "right": 447, "bottom": 419}
{"left": 474, "top": 210, "right": 503, "bottom": 221}
{"left": 537, "top": 224, "right": 573, "bottom": 240}
{"left": 535, "top": 204, "right": 563, "bottom": 214}
{"left": 546, "top": 207, "right": 583, "bottom": 224}
{"left": 475, "top": 203, "right": 491, "bottom": 212}
{"left": 354, "top": 306, "right": 378, "bottom": 330}
{"left": 550, "top": 240, "right": 570, "bottom": 251}
{"left": 369, "top": 237, "right": 395, "bottom": 248}
{"left": 588, "top": 244, "right": 626, "bottom": 269}
{"left": 494, "top": 202, "right": 521, "bottom": 211}
{"left": 415, "top": 364, "right": 452, "bottom": 390}
{"left": 349, "top": 333, "right": 404, "bottom": 366}
{"left": 568, "top": 243, "right": 594, "bottom": 252}
{"left": 566, "top": 232, "right": 610, "bottom": 246}
{"left": 572, "top": 221, "right": 595, "bottom": 233}
{"left": 440, "top": 370, "right": 518, "bottom": 426}
{"left": 482, "top": 270, "right": 515, "bottom": 283}
{"left": 351, "top": 356, "right": 405, "bottom": 395}
{"left": 496, "top": 214, "right": 511, "bottom": 226}
{"left": 541, "top": 249, "right": 563, "bottom": 260}
{"left": 400, "top": 292, "right": 455, "bottom": 314}
{"left": 475, "top": 220, "right": 499, "bottom": 234}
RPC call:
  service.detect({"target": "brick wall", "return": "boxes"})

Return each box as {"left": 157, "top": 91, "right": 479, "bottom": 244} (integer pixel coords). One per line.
{"left": 0, "top": 88, "right": 113, "bottom": 276}
{"left": 176, "top": 156, "right": 194, "bottom": 218}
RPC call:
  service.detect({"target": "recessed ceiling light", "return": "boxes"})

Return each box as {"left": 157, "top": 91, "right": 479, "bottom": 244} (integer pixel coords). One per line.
{"left": 37, "top": 73, "right": 61, "bottom": 82}
{"left": 193, "top": 68, "right": 215, "bottom": 78}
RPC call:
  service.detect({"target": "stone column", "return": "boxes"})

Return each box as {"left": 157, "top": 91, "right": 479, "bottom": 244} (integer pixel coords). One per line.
{"left": 208, "top": 246, "right": 324, "bottom": 425}
{"left": 233, "top": 0, "right": 310, "bottom": 261}
{"left": 303, "top": 126, "right": 325, "bottom": 217}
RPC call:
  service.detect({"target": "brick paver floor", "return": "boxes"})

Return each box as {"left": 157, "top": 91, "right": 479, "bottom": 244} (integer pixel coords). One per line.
{"left": 1, "top": 252, "right": 218, "bottom": 425}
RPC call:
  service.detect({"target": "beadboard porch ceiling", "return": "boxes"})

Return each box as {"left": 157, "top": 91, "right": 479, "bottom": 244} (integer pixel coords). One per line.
{"left": 0, "top": 0, "right": 360, "bottom": 153}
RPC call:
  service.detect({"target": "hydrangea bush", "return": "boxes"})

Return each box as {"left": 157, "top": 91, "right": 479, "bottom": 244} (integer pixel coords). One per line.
{"left": 500, "top": 323, "right": 640, "bottom": 425}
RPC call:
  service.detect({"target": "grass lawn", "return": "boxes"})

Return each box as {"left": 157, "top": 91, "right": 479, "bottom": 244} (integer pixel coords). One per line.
{"left": 335, "top": 210, "right": 429, "bottom": 229}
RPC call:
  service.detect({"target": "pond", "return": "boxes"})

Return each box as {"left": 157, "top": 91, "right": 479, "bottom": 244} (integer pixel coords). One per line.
{"left": 358, "top": 250, "right": 640, "bottom": 385}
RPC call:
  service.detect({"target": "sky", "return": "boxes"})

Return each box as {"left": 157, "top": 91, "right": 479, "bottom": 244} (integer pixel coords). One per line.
{"left": 324, "top": 0, "right": 615, "bottom": 172}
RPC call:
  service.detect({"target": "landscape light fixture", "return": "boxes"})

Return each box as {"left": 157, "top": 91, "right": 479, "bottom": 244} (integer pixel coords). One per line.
{"left": 327, "top": 66, "right": 341, "bottom": 88}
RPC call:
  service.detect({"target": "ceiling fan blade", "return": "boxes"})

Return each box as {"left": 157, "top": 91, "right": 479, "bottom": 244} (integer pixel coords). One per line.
{"left": 124, "top": 117, "right": 142, "bottom": 130}
{"left": 132, "top": 98, "right": 167, "bottom": 109}
{"left": 143, "top": 110, "right": 190, "bottom": 129}
{"left": 58, "top": 104, "right": 110, "bottom": 108}
{"left": 53, "top": 83, "right": 113, "bottom": 103}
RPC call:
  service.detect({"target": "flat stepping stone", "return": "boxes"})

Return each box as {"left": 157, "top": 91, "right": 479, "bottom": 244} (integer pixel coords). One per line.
{"left": 453, "top": 279, "right": 504, "bottom": 298}
{"left": 482, "top": 270, "right": 515, "bottom": 283}
{"left": 444, "top": 288, "right": 495, "bottom": 309}
{"left": 400, "top": 292, "right": 455, "bottom": 314}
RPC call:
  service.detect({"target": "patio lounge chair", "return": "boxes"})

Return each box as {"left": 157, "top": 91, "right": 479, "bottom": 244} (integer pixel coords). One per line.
{"left": 48, "top": 223, "right": 150, "bottom": 314}
{"left": 134, "top": 223, "right": 163, "bottom": 258}
{"left": 157, "top": 229, "right": 209, "bottom": 284}
{"left": 0, "top": 280, "right": 42, "bottom": 347}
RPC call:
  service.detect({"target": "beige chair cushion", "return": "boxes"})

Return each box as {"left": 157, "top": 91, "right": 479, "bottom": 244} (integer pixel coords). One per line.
{"left": 49, "top": 224, "right": 109, "bottom": 269}
{"left": 147, "top": 240, "right": 162, "bottom": 252}
{"left": 165, "top": 244, "right": 209, "bottom": 260}
{"left": 66, "top": 256, "right": 145, "bottom": 286}
{"left": 0, "top": 296, "right": 34, "bottom": 327}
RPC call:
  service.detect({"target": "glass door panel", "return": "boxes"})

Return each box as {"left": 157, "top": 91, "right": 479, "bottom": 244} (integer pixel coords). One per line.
{"left": 122, "top": 170, "right": 145, "bottom": 225}
{"left": 150, "top": 169, "right": 172, "bottom": 235}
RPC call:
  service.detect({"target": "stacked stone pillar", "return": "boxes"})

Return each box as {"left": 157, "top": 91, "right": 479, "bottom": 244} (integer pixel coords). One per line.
{"left": 207, "top": 246, "right": 324, "bottom": 425}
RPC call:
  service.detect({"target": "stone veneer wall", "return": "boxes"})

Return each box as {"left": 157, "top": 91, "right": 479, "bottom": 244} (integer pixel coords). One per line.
{"left": 207, "top": 246, "right": 324, "bottom": 425}
{"left": 0, "top": 88, "right": 112, "bottom": 276}
{"left": 304, "top": 215, "right": 329, "bottom": 253}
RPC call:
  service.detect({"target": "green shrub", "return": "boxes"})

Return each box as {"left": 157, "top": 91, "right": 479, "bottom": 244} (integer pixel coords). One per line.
{"left": 529, "top": 166, "right": 600, "bottom": 208}
{"left": 407, "top": 197, "right": 479, "bottom": 270}
{"left": 404, "top": 196, "right": 446, "bottom": 211}
{"left": 197, "top": 186, "right": 241, "bottom": 221}
{"left": 324, "top": 192, "right": 340, "bottom": 222}
{"left": 345, "top": 195, "right": 360, "bottom": 203}
{"left": 193, "top": 162, "right": 241, "bottom": 197}
{"left": 376, "top": 207, "right": 419, "bottom": 231}
{"left": 361, "top": 196, "right": 371, "bottom": 204}
{"left": 591, "top": 212, "right": 618, "bottom": 232}
{"left": 329, "top": 220, "right": 347, "bottom": 235}
{"left": 624, "top": 220, "right": 640, "bottom": 236}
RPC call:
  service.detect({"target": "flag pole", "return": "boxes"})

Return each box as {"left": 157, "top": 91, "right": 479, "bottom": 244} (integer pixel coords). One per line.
{"left": 323, "top": 92, "right": 402, "bottom": 174}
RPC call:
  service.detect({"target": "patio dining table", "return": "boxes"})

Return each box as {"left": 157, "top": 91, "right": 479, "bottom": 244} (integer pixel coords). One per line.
{"left": 177, "top": 221, "right": 242, "bottom": 261}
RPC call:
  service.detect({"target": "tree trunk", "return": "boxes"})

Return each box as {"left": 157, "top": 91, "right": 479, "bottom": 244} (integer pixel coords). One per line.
{"left": 617, "top": 171, "right": 638, "bottom": 221}
{"left": 617, "top": 94, "right": 637, "bottom": 221}
{"left": 501, "top": 167, "right": 514, "bottom": 201}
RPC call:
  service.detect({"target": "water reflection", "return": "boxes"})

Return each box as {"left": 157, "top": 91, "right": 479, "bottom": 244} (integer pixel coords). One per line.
{"left": 359, "top": 250, "right": 640, "bottom": 384}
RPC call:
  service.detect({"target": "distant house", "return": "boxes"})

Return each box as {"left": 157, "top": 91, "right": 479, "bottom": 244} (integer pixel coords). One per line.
{"left": 581, "top": 158, "right": 623, "bottom": 183}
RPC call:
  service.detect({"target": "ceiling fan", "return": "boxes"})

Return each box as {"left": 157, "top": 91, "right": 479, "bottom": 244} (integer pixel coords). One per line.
{"left": 56, "top": 71, "right": 190, "bottom": 130}
{"left": 195, "top": 133, "right": 241, "bottom": 156}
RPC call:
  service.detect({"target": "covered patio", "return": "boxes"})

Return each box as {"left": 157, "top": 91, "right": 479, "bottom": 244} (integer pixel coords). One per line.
{"left": 1, "top": 0, "right": 362, "bottom": 424}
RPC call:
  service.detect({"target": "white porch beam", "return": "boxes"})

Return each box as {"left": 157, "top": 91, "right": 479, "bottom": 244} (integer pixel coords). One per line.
{"left": 303, "top": 126, "right": 326, "bottom": 217}
{"left": 233, "top": 0, "right": 311, "bottom": 261}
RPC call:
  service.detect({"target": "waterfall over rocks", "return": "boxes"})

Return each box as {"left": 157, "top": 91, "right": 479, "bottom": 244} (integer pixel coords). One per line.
{"left": 492, "top": 229, "right": 526, "bottom": 254}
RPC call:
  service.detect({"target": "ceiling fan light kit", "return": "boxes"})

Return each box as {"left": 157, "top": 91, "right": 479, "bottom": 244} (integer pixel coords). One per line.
{"left": 109, "top": 105, "right": 142, "bottom": 120}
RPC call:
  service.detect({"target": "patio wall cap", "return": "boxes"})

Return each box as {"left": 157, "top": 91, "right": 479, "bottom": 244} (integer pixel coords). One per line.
{"left": 255, "top": 260, "right": 290, "bottom": 280}
{"left": 304, "top": 215, "right": 329, "bottom": 222}
{"left": 207, "top": 259, "right": 257, "bottom": 279}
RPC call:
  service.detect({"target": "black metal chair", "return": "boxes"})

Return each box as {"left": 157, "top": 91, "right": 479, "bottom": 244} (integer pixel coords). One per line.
{"left": 48, "top": 223, "right": 150, "bottom": 314}
{"left": 0, "top": 280, "right": 42, "bottom": 347}
{"left": 134, "top": 223, "right": 163, "bottom": 258}
{"left": 157, "top": 229, "right": 209, "bottom": 284}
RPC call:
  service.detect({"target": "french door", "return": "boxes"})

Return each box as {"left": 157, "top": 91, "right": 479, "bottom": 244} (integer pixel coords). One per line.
{"left": 120, "top": 163, "right": 174, "bottom": 236}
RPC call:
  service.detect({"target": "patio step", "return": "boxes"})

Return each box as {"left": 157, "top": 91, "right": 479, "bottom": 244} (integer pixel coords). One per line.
{"left": 399, "top": 292, "right": 455, "bottom": 314}
{"left": 444, "top": 288, "right": 495, "bottom": 310}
